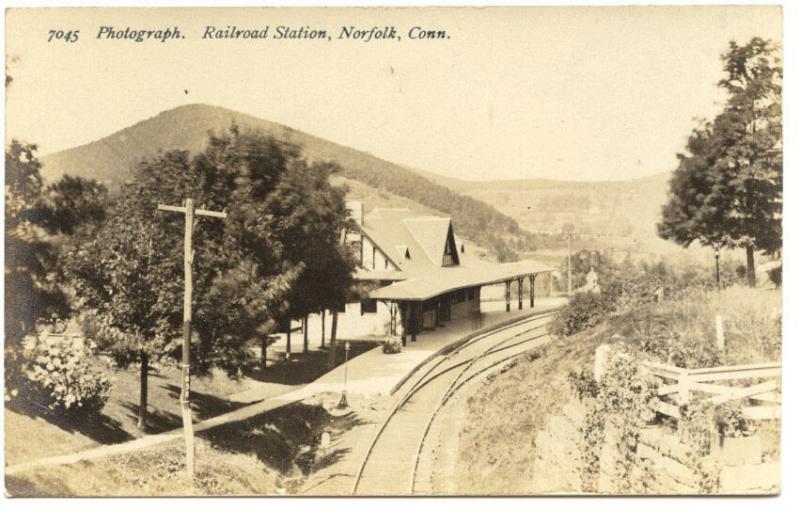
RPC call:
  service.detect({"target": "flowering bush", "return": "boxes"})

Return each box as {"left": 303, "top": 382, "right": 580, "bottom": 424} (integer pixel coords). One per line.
{"left": 382, "top": 339, "right": 402, "bottom": 354}
{"left": 23, "top": 334, "right": 111, "bottom": 416}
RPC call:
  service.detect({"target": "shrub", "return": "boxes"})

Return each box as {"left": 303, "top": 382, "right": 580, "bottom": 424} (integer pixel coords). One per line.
{"left": 22, "top": 334, "right": 111, "bottom": 416}
{"left": 715, "top": 402, "right": 758, "bottom": 438}
{"left": 768, "top": 266, "right": 781, "bottom": 287}
{"left": 568, "top": 368, "right": 598, "bottom": 400}
{"left": 551, "top": 291, "right": 614, "bottom": 338}
{"left": 622, "top": 286, "right": 780, "bottom": 367}
{"left": 382, "top": 339, "right": 402, "bottom": 354}
{"left": 576, "top": 346, "right": 659, "bottom": 492}
{"left": 617, "top": 302, "right": 723, "bottom": 369}
{"left": 551, "top": 257, "right": 706, "bottom": 339}
{"left": 679, "top": 399, "right": 715, "bottom": 455}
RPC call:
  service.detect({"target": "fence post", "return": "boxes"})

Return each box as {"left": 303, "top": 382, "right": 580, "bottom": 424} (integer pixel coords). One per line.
{"left": 715, "top": 314, "right": 725, "bottom": 351}
{"left": 677, "top": 369, "right": 690, "bottom": 405}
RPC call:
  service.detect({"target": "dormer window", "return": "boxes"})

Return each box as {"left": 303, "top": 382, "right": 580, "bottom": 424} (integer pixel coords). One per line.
{"left": 396, "top": 244, "right": 411, "bottom": 261}
{"left": 442, "top": 225, "right": 460, "bottom": 266}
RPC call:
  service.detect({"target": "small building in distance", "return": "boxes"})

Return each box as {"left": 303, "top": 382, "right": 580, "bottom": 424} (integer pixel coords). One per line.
{"left": 323, "top": 202, "right": 555, "bottom": 343}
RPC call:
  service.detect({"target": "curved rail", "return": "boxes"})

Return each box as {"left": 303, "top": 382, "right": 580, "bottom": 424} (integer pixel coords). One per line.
{"left": 409, "top": 330, "right": 550, "bottom": 493}
{"left": 350, "top": 312, "right": 553, "bottom": 495}
{"left": 399, "top": 312, "right": 554, "bottom": 405}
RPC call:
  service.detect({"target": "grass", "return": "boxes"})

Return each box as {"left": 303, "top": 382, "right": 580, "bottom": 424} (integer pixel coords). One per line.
{"left": 5, "top": 343, "right": 373, "bottom": 467}
{"left": 6, "top": 438, "right": 279, "bottom": 497}
{"left": 453, "top": 327, "right": 609, "bottom": 494}
{"left": 5, "top": 363, "right": 248, "bottom": 466}
{"left": 452, "top": 285, "right": 781, "bottom": 494}
{"left": 612, "top": 286, "right": 781, "bottom": 368}
{"left": 6, "top": 398, "right": 365, "bottom": 497}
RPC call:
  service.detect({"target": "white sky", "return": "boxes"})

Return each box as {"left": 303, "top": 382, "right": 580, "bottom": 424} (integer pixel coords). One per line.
{"left": 4, "top": 6, "right": 782, "bottom": 181}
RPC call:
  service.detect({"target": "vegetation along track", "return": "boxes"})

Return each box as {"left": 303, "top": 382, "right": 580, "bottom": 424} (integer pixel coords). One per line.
{"left": 351, "top": 312, "right": 554, "bottom": 495}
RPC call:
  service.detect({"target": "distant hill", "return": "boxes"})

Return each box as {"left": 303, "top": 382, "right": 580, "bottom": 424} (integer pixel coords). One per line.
{"left": 415, "top": 168, "right": 673, "bottom": 248}
{"left": 40, "top": 104, "right": 534, "bottom": 260}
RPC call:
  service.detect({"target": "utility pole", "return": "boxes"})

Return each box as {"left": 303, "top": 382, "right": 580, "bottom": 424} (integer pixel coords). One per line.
{"left": 157, "top": 198, "right": 226, "bottom": 476}
{"left": 567, "top": 232, "right": 573, "bottom": 296}
{"left": 562, "top": 223, "right": 574, "bottom": 297}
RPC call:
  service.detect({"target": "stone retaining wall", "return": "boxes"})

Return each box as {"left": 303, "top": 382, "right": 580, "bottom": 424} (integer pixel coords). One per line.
{"left": 531, "top": 400, "right": 779, "bottom": 494}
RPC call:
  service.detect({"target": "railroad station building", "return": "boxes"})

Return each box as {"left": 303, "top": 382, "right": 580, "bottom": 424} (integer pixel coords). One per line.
{"left": 328, "top": 202, "right": 555, "bottom": 344}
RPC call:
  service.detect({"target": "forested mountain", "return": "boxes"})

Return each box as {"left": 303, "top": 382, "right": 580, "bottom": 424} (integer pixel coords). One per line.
{"left": 40, "top": 104, "right": 533, "bottom": 260}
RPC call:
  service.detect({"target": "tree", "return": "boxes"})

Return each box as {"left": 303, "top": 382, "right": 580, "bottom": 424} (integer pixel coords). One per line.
{"left": 65, "top": 127, "right": 356, "bottom": 429}
{"left": 6, "top": 141, "right": 64, "bottom": 391}
{"left": 273, "top": 160, "right": 357, "bottom": 367}
{"left": 658, "top": 38, "right": 782, "bottom": 286}
{"left": 5, "top": 141, "right": 107, "bottom": 397}
{"left": 39, "top": 174, "right": 108, "bottom": 235}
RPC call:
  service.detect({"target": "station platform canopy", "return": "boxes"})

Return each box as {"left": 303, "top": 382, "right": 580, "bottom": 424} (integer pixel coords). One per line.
{"left": 369, "top": 259, "right": 554, "bottom": 302}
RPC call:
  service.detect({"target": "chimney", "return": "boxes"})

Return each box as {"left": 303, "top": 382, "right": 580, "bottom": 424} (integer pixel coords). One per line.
{"left": 346, "top": 201, "right": 364, "bottom": 226}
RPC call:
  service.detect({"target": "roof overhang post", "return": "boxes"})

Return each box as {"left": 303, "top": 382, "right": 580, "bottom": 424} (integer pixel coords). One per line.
{"left": 529, "top": 274, "right": 536, "bottom": 308}
{"left": 388, "top": 301, "right": 397, "bottom": 336}
{"left": 320, "top": 309, "right": 326, "bottom": 348}
{"left": 518, "top": 277, "right": 524, "bottom": 310}
{"left": 411, "top": 302, "right": 418, "bottom": 342}
{"left": 505, "top": 281, "right": 511, "bottom": 312}
{"left": 399, "top": 302, "right": 407, "bottom": 346}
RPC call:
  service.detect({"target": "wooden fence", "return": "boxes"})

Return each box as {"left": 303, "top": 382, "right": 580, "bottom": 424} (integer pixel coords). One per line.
{"left": 642, "top": 361, "right": 781, "bottom": 421}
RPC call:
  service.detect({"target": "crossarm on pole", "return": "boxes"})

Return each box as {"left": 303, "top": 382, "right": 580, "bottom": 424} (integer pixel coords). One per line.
{"left": 157, "top": 204, "right": 227, "bottom": 219}
{"left": 195, "top": 208, "right": 227, "bottom": 218}
{"left": 157, "top": 204, "right": 187, "bottom": 214}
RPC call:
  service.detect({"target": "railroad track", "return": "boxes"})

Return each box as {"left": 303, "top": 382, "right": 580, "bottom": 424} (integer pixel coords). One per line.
{"left": 350, "top": 312, "right": 554, "bottom": 495}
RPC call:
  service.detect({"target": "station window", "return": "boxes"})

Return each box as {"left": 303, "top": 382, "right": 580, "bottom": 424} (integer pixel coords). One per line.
{"left": 360, "top": 299, "right": 377, "bottom": 314}
{"left": 350, "top": 240, "right": 362, "bottom": 266}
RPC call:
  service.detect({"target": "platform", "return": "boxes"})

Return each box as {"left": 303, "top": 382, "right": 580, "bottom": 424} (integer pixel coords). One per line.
{"left": 233, "top": 296, "right": 566, "bottom": 402}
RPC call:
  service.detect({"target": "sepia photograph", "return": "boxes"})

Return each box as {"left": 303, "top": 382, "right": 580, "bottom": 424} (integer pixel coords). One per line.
{"left": 2, "top": 3, "right": 787, "bottom": 498}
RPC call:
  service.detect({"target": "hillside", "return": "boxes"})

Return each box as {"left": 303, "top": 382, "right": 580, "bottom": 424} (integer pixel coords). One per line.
{"left": 416, "top": 168, "right": 672, "bottom": 243}
{"left": 40, "top": 104, "right": 532, "bottom": 260}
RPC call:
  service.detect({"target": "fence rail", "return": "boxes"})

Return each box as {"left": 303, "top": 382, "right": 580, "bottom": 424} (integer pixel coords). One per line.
{"left": 642, "top": 360, "right": 781, "bottom": 421}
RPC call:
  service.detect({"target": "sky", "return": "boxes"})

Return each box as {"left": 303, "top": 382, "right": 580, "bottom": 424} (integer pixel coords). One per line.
{"left": 4, "top": 6, "right": 783, "bottom": 182}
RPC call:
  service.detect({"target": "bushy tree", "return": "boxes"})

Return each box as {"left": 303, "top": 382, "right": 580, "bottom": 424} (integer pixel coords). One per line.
{"left": 5, "top": 142, "right": 65, "bottom": 352}
{"left": 5, "top": 141, "right": 108, "bottom": 408}
{"left": 65, "top": 127, "right": 356, "bottom": 429}
{"left": 659, "top": 38, "right": 782, "bottom": 286}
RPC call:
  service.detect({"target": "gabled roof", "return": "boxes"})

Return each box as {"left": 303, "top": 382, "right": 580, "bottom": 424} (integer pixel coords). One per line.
{"left": 356, "top": 206, "right": 555, "bottom": 301}
{"left": 360, "top": 208, "right": 454, "bottom": 274}
{"left": 402, "top": 217, "right": 452, "bottom": 266}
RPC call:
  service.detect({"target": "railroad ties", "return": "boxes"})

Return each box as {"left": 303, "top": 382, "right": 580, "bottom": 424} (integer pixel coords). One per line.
{"left": 352, "top": 313, "right": 554, "bottom": 496}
